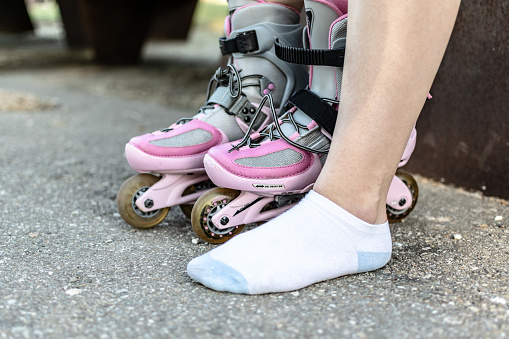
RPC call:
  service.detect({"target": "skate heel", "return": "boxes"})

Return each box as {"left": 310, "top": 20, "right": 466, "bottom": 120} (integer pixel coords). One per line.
{"left": 386, "top": 170, "right": 419, "bottom": 223}
{"left": 386, "top": 127, "right": 419, "bottom": 222}
{"left": 399, "top": 127, "right": 417, "bottom": 167}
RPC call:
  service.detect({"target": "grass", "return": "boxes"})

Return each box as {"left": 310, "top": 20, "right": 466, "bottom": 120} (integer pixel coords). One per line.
{"left": 192, "top": 0, "right": 228, "bottom": 34}
{"left": 26, "top": 1, "right": 61, "bottom": 23}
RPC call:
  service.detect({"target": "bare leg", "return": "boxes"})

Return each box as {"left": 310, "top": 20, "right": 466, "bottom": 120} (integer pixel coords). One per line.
{"left": 314, "top": 0, "right": 461, "bottom": 224}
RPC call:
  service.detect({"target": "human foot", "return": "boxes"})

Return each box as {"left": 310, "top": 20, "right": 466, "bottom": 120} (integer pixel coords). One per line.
{"left": 187, "top": 190, "right": 392, "bottom": 294}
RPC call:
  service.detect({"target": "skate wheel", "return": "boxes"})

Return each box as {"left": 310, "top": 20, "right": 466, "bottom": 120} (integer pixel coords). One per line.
{"left": 117, "top": 174, "right": 169, "bottom": 229}
{"left": 179, "top": 179, "right": 215, "bottom": 219}
{"left": 191, "top": 187, "right": 244, "bottom": 244}
{"left": 386, "top": 170, "right": 419, "bottom": 223}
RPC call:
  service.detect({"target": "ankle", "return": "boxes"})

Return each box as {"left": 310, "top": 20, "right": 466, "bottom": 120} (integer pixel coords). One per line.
{"left": 313, "top": 184, "right": 388, "bottom": 225}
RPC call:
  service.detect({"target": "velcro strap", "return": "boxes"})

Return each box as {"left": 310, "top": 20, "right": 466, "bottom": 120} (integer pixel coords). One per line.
{"left": 288, "top": 89, "right": 337, "bottom": 136}
{"left": 219, "top": 31, "right": 259, "bottom": 55}
{"left": 275, "top": 39, "right": 345, "bottom": 67}
{"left": 207, "top": 86, "right": 236, "bottom": 108}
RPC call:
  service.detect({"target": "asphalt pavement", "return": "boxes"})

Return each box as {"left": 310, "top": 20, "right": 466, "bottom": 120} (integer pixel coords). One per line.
{"left": 0, "top": 32, "right": 508, "bottom": 339}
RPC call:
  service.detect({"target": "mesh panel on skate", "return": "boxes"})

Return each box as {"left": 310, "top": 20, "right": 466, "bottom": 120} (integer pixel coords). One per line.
{"left": 232, "top": 4, "right": 299, "bottom": 28}
{"left": 319, "top": 153, "right": 328, "bottom": 167}
{"left": 234, "top": 148, "right": 303, "bottom": 168}
{"left": 320, "top": 154, "right": 328, "bottom": 167}
{"left": 335, "top": 68, "right": 344, "bottom": 100}
{"left": 330, "top": 18, "right": 348, "bottom": 100}
{"left": 149, "top": 129, "right": 212, "bottom": 147}
{"left": 201, "top": 106, "right": 246, "bottom": 141}
{"left": 295, "top": 128, "right": 330, "bottom": 153}
{"left": 330, "top": 18, "right": 348, "bottom": 49}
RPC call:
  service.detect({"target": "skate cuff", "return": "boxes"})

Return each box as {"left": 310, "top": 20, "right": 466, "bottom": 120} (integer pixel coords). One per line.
{"left": 274, "top": 38, "right": 346, "bottom": 67}
{"left": 219, "top": 31, "right": 259, "bottom": 55}
{"left": 207, "top": 86, "right": 266, "bottom": 131}
{"left": 288, "top": 89, "right": 337, "bottom": 136}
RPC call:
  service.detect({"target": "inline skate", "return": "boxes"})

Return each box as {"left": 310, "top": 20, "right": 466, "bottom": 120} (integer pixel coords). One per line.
{"left": 117, "top": 1, "right": 308, "bottom": 229}
{"left": 190, "top": 0, "right": 419, "bottom": 244}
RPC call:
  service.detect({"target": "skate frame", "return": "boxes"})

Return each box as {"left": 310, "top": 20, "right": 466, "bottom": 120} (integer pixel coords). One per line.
{"left": 135, "top": 172, "right": 211, "bottom": 213}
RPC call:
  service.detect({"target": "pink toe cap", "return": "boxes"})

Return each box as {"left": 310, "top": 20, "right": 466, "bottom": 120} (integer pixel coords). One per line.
{"left": 128, "top": 120, "right": 227, "bottom": 158}
{"left": 205, "top": 139, "right": 322, "bottom": 192}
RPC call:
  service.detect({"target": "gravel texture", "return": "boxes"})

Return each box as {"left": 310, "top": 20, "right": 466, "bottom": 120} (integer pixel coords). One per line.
{"left": 0, "top": 32, "right": 508, "bottom": 339}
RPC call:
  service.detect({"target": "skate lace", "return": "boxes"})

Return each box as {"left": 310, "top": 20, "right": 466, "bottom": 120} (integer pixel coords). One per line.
{"left": 161, "top": 63, "right": 263, "bottom": 133}
{"left": 230, "top": 93, "right": 338, "bottom": 154}
{"left": 206, "top": 64, "right": 242, "bottom": 101}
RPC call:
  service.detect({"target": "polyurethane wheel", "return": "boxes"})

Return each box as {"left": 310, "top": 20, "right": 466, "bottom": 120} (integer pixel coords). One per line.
{"left": 117, "top": 174, "right": 169, "bottom": 229}
{"left": 179, "top": 179, "right": 215, "bottom": 219}
{"left": 386, "top": 170, "right": 419, "bottom": 223}
{"left": 191, "top": 187, "right": 244, "bottom": 244}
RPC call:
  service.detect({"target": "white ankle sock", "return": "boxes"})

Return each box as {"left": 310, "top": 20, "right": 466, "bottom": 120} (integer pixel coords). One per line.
{"left": 187, "top": 190, "right": 392, "bottom": 294}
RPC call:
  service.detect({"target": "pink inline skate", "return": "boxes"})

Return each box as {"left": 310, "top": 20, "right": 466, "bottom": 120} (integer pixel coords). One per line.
{"left": 117, "top": 1, "right": 308, "bottom": 229}
{"left": 190, "top": 0, "right": 419, "bottom": 244}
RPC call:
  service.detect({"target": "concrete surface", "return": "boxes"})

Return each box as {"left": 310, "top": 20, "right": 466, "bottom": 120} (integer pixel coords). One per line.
{"left": 0, "top": 32, "right": 508, "bottom": 339}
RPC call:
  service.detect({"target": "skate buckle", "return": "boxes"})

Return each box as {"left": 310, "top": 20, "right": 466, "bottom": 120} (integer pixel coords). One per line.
{"left": 219, "top": 31, "right": 259, "bottom": 55}
{"left": 274, "top": 38, "right": 345, "bottom": 67}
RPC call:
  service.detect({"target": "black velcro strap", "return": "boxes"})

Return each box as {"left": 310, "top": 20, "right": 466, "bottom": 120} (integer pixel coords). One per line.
{"left": 288, "top": 89, "right": 337, "bottom": 136}
{"left": 275, "top": 39, "right": 345, "bottom": 67}
{"left": 219, "top": 31, "right": 259, "bottom": 56}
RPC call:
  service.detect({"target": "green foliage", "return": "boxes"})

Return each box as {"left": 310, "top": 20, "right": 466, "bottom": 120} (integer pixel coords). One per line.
{"left": 193, "top": 0, "right": 229, "bottom": 34}
{"left": 27, "top": 1, "right": 61, "bottom": 23}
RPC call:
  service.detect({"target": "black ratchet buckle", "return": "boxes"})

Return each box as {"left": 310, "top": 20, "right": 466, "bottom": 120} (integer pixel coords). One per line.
{"left": 219, "top": 31, "right": 259, "bottom": 55}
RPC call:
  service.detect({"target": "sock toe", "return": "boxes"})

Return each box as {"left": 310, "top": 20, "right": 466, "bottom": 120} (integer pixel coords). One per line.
{"left": 187, "top": 252, "right": 250, "bottom": 294}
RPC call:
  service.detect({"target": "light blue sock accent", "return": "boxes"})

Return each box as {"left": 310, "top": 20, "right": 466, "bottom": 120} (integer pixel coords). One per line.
{"left": 357, "top": 251, "right": 392, "bottom": 273}
{"left": 187, "top": 252, "right": 250, "bottom": 294}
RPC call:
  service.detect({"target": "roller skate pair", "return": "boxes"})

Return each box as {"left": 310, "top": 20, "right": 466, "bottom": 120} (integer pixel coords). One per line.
{"left": 117, "top": 0, "right": 419, "bottom": 243}
{"left": 117, "top": 1, "right": 308, "bottom": 229}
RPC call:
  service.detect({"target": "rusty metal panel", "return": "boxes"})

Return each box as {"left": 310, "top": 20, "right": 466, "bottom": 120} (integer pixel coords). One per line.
{"left": 149, "top": 1, "right": 198, "bottom": 41}
{"left": 74, "top": 0, "right": 199, "bottom": 64}
{"left": 77, "top": 0, "right": 157, "bottom": 64}
{"left": 57, "top": 0, "right": 89, "bottom": 48}
{"left": 406, "top": 0, "right": 509, "bottom": 200}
